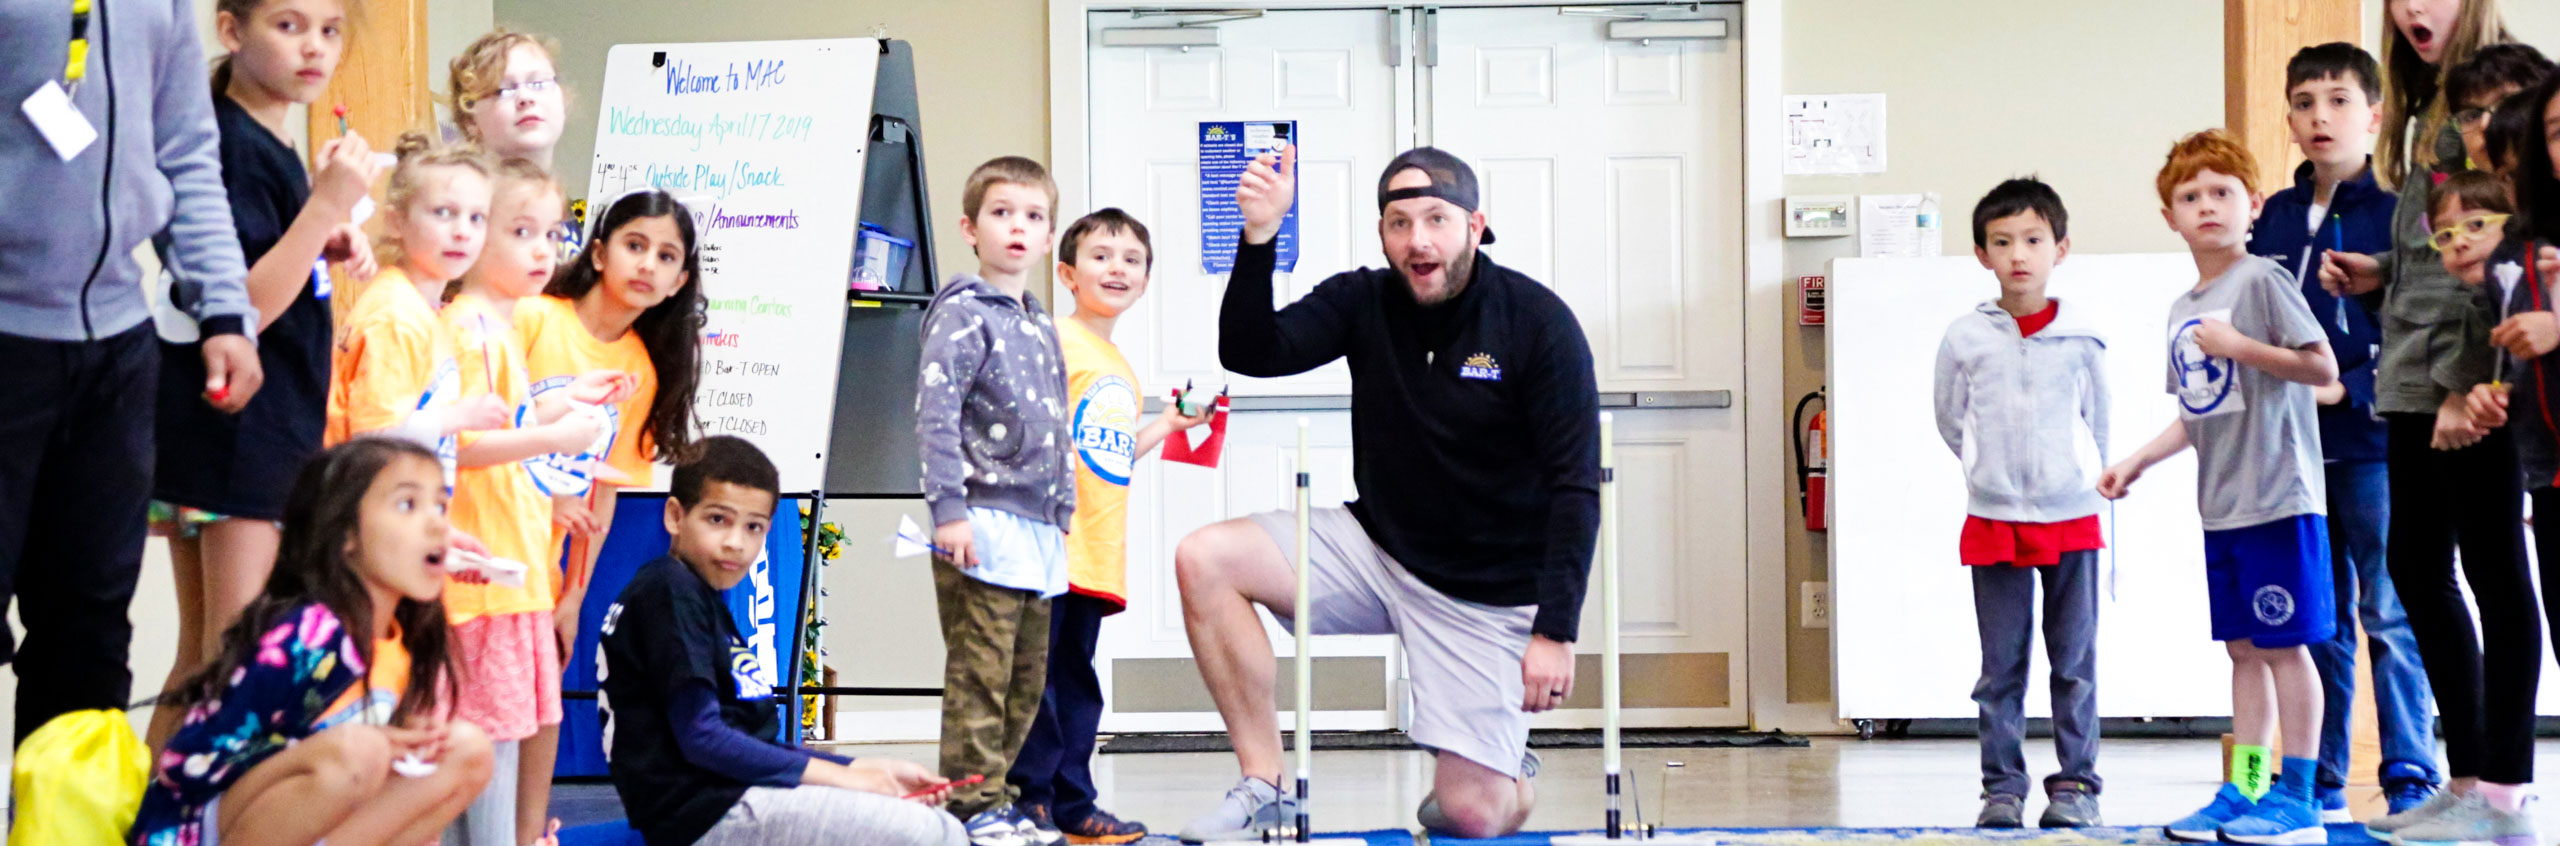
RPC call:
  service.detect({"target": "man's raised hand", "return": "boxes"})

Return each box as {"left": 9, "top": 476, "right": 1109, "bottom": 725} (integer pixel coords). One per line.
{"left": 1236, "top": 144, "right": 1297, "bottom": 246}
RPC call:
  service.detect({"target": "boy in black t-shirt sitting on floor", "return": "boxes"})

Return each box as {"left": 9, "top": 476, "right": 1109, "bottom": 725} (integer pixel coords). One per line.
{"left": 600, "top": 436, "right": 967, "bottom": 846}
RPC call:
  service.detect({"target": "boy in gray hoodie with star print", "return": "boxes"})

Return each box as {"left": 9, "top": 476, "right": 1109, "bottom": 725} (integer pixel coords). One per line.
{"left": 915, "top": 155, "right": 1077, "bottom": 846}
{"left": 1932, "top": 178, "right": 2110, "bottom": 831}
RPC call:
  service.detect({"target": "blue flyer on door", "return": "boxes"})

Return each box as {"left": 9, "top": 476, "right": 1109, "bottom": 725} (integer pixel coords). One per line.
{"left": 1199, "top": 120, "right": 1299, "bottom": 274}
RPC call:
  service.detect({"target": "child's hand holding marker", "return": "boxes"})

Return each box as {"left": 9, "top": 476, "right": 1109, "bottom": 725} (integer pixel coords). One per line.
{"left": 2095, "top": 459, "right": 2142, "bottom": 500}
{"left": 2319, "top": 250, "right": 2382, "bottom": 298}
{"left": 565, "top": 369, "right": 637, "bottom": 406}
{"left": 2491, "top": 312, "right": 2560, "bottom": 359}
{"left": 313, "top": 105, "right": 385, "bottom": 279}
{"left": 200, "top": 335, "right": 262, "bottom": 413}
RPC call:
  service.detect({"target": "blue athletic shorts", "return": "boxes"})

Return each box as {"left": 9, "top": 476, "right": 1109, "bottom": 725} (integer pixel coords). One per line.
{"left": 2202, "top": 514, "right": 2337, "bottom": 648}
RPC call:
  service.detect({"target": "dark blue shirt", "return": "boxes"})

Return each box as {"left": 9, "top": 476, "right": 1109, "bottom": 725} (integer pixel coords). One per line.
{"left": 602, "top": 556, "right": 784, "bottom": 846}
{"left": 2250, "top": 158, "right": 2396, "bottom": 464}
{"left": 154, "top": 94, "right": 332, "bottom": 518}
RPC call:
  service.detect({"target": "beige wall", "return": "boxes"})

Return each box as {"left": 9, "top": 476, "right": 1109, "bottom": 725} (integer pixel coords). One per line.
{"left": 490, "top": 0, "right": 1051, "bottom": 298}
{"left": 427, "top": 0, "right": 497, "bottom": 126}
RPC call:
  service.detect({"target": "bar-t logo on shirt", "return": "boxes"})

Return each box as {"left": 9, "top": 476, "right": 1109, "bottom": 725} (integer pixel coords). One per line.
{"left": 1459, "top": 353, "right": 1502, "bottom": 382}
{"left": 1074, "top": 375, "right": 1138, "bottom": 486}
{"left": 2170, "top": 310, "right": 2241, "bottom": 419}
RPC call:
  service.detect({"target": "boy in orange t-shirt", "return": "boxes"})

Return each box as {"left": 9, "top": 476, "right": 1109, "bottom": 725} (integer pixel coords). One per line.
{"left": 1007, "top": 209, "right": 1209, "bottom": 844}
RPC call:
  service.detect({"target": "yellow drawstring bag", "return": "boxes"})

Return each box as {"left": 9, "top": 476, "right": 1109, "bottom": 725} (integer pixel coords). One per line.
{"left": 11, "top": 709, "right": 149, "bottom": 845}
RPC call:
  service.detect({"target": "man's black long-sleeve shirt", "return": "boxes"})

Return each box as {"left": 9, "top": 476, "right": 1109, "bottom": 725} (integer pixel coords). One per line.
{"left": 1219, "top": 237, "right": 1601, "bottom": 641}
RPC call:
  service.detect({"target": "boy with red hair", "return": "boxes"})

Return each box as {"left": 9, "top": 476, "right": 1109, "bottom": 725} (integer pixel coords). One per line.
{"left": 2098, "top": 130, "right": 2340, "bottom": 846}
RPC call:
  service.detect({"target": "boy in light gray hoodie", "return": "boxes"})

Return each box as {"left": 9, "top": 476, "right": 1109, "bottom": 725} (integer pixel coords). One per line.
{"left": 1932, "top": 178, "right": 2109, "bottom": 830}
{"left": 916, "top": 155, "right": 1075, "bottom": 846}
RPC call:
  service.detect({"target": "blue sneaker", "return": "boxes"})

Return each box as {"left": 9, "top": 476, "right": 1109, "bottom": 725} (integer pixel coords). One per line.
{"left": 2381, "top": 765, "right": 2439, "bottom": 820}
{"left": 966, "top": 805, "right": 1031, "bottom": 846}
{"left": 2166, "top": 784, "right": 2259, "bottom": 843}
{"left": 2316, "top": 788, "right": 2353, "bottom": 825}
{"left": 2219, "top": 791, "right": 2326, "bottom": 845}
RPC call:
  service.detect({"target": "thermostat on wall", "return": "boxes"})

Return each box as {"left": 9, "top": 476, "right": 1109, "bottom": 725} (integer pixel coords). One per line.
{"left": 1785, "top": 195, "right": 1855, "bottom": 238}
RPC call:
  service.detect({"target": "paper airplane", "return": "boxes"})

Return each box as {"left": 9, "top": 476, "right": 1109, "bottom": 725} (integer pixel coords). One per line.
{"left": 446, "top": 549, "right": 528, "bottom": 588}
{"left": 893, "top": 514, "right": 947, "bottom": 559}
{"left": 391, "top": 753, "right": 438, "bottom": 778}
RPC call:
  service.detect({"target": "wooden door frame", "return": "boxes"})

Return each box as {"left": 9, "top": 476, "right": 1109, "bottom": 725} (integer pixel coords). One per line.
{"left": 307, "top": 0, "right": 429, "bottom": 314}
{"left": 307, "top": 0, "right": 430, "bottom": 161}
{"left": 1045, "top": 0, "right": 1831, "bottom": 735}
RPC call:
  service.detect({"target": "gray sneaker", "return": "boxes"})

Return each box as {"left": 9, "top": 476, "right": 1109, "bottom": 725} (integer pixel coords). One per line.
{"left": 2390, "top": 793, "right": 2536, "bottom": 845}
{"left": 1978, "top": 794, "right": 2025, "bottom": 829}
{"left": 2039, "top": 785, "right": 2102, "bottom": 828}
{"left": 2367, "top": 787, "right": 2463, "bottom": 834}
{"left": 1179, "top": 778, "right": 1297, "bottom": 844}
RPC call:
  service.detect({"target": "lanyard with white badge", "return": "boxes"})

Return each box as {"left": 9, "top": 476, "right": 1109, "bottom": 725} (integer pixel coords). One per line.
{"left": 21, "top": 0, "right": 102, "bottom": 161}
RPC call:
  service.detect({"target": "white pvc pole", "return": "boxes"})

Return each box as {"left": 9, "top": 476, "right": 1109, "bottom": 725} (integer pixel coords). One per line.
{"left": 1600, "top": 412, "right": 1622, "bottom": 838}
{"left": 1294, "top": 417, "right": 1313, "bottom": 842}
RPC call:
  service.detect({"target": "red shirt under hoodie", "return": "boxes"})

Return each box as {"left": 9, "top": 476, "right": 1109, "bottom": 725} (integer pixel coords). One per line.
{"left": 1959, "top": 301, "right": 2105, "bottom": 566}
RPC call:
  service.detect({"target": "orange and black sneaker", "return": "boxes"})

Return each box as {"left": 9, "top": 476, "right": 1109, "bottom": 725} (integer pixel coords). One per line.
{"left": 1061, "top": 808, "right": 1149, "bottom": 845}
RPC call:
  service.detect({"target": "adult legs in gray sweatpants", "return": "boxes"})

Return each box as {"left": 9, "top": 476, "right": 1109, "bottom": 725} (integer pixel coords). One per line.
{"left": 1972, "top": 550, "right": 2101, "bottom": 799}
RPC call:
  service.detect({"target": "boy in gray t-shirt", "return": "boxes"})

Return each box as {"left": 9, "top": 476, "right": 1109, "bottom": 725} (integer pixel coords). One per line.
{"left": 2098, "top": 131, "right": 2339, "bottom": 846}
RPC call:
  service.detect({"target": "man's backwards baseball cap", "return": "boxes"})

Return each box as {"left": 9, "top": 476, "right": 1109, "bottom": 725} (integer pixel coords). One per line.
{"left": 1376, "top": 147, "right": 1495, "bottom": 245}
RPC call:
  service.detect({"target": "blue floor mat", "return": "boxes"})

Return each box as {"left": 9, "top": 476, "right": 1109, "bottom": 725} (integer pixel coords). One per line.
{"left": 565, "top": 822, "right": 2389, "bottom": 846}
{"left": 1430, "top": 826, "right": 2167, "bottom": 845}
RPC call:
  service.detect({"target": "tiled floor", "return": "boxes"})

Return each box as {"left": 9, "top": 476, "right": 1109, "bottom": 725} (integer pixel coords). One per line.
{"left": 555, "top": 737, "right": 2560, "bottom": 836}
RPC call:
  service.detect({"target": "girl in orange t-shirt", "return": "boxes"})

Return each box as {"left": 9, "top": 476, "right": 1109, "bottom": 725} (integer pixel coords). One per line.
{"left": 521, "top": 188, "right": 706, "bottom": 628}
{"left": 323, "top": 134, "right": 509, "bottom": 472}
{"left": 439, "top": 158, "right": 625, "bottom": 844}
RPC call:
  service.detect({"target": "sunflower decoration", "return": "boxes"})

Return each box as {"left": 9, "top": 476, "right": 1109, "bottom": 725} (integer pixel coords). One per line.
{"left": 797, "top": 515, "right": 849, "bottom": 735}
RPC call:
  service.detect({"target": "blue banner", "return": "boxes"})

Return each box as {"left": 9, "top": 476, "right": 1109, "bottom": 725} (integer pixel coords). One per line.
{"left": 1199, "top": 120, "right": 1299, "bottom": 274}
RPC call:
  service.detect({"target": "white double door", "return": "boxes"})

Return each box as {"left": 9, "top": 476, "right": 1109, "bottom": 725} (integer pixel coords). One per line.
{"left": 1082, "top": 3, "right": 1748, "bottom": 732}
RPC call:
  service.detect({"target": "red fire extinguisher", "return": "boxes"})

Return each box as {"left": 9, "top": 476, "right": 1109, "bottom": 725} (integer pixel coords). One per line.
{"left": 1793, "top": 390, "right": 1828, "bottom": 532}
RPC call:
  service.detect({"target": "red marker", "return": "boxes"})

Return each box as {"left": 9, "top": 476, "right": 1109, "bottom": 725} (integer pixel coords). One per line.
{"left": 206, "top": 386, "right": 230, "bottom": 404}
{"left": 333, "top": 103, "right": 349, "bottom": 136}
{"left": 902, "top": 773, "right": 980, "bottom": 800}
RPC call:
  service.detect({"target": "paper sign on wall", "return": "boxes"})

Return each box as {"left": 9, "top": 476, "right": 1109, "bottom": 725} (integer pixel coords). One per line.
{"left": 1198, "top": 120, "right": 1299, "bottom": 274}
{"left": 1858, "top": 193, "right": 1941, "bottom": 259}
{"left": 1784, "top": 94, "right": 1886, "bottom": 175}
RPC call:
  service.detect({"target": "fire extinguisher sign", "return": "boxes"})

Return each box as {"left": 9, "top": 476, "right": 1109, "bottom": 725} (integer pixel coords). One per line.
{"left": 1798, "top": 275, "right": 1826, "bottom": 326}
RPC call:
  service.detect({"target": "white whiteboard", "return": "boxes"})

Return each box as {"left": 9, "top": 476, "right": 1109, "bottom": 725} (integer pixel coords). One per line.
{"left": 586, "top": 39, "right": 879, "bottom": 492}
{"left": 1829, "top": 254, "right": 2230, "bottom": 719}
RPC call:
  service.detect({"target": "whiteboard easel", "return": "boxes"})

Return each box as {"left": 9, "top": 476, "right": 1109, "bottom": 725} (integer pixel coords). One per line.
{"left": 588, "top": 38, "right": 879, "bottom": 494}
